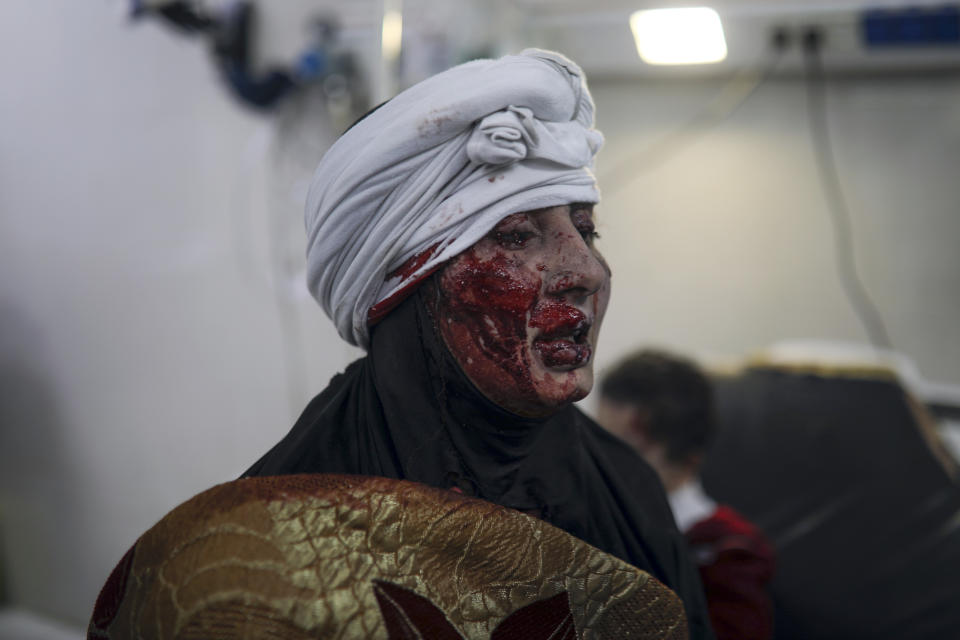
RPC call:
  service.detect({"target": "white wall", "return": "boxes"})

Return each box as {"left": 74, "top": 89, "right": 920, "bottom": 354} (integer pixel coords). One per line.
{"left": 588, "top": 73, "right": 960, "bottom": 392}
{"left": 0, "top": 0, "right": 362, "bottom": 627}
{"left": 1, "top": 0, "right": 958, "bottom": 629}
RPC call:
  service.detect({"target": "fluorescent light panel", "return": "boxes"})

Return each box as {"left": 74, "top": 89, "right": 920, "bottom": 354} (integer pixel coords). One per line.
{"left": 630, "top": 7, "right": 728, "bottom": 65}
{"left": 381, "top": 9, "right": 403, "bottom": 62}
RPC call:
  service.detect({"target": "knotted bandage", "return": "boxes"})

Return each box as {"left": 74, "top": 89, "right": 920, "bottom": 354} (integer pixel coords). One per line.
{"left": 304, "top": 49, "right": 604, "bottom": 348}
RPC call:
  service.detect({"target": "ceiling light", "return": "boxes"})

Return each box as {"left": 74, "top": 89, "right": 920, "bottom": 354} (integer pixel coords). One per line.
{"left": 630, "top": 7, "right": 728, "bottom": 65}
{"left": 381, "top": 9, "right": 403, "bottom": 62}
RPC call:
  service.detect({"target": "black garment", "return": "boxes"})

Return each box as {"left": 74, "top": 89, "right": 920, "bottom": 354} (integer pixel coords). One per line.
{"left": 246, "top": 288, "right": 714, "bottom": 639}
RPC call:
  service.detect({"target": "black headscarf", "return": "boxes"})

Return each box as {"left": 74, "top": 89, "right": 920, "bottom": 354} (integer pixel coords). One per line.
{"left": 244, "top": 286, "right": 714, "bottom": 639}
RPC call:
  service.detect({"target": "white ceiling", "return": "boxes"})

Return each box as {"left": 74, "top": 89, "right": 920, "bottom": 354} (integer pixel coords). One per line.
{"left": 253, "top": 1, "right": 960, "bottom": 80}
{"left": 515, "top": 0, "right": 960, "bottom": 76}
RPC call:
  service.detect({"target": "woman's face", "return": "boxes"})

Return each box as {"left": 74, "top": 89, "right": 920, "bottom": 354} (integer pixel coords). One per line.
{"left": 433, "top": 203, "right": 611, "bottom": 418}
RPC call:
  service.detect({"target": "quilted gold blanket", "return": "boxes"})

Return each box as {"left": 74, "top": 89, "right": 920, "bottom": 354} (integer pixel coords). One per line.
{"left": 89, "top": 474, "right": 687, "bottom": 639}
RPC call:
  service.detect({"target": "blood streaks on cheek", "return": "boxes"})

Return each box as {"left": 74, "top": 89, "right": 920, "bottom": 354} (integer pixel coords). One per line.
{"left": 438, "top": 249, "right": 541, "bottom": 393}
{"left": 441, "top": 250, "right": 539, "bottom": 316}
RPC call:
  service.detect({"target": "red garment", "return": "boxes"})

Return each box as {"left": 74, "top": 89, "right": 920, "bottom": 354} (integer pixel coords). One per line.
{"left": 685, "top": 505, "right": 775, "bottom": 640}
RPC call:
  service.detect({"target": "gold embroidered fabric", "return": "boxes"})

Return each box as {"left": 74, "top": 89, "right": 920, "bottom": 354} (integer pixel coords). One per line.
{"left": 89, "top": 474, "right": 688, "bottom": 639}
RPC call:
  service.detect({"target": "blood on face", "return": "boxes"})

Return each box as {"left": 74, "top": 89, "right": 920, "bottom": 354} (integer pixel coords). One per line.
{"left": 432, "top": 204, "right": 610, "bottom": 418}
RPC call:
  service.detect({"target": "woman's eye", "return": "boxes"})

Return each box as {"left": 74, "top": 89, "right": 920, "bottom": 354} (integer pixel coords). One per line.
{"left": 575, "top": 222, "right": 600, "bottom": 243}
{"left": 579, "top": 228, "right": 600, "bottom": 243}
{"left": 570, "top": 205, "right": 598, "bottom": 243}
{"left": 494, "top": 231, "right": 534, "bottom": 249}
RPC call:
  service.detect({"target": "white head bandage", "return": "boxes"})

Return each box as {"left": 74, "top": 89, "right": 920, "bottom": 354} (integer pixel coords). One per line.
{"left": 305, "top": 49, "right": 604, "bottom": 348}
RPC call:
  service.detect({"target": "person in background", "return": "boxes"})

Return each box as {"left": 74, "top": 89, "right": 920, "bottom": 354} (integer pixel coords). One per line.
{"left": 598, "top": 349, "right": 775, "bottom": 640}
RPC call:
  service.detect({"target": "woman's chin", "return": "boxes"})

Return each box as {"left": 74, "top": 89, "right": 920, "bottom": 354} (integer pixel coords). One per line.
{"left": 526, "top": 365, "right": 594, "bottom": 410}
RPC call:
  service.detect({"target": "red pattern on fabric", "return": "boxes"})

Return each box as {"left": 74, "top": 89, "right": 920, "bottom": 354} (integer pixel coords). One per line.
{"left": 685, "top": 505, "right": 775, "bottom": 640}
{"left": 373, "top": 580, "right": 463, "bottom": 640}
{"left": 492, "top": 591, "right": 576, "bottom": 640}
{"left": 89, "top": 543, "right": 137, "bottom": 632}
{"left": 373, "top": 580, "right": 579, "bottom": 640}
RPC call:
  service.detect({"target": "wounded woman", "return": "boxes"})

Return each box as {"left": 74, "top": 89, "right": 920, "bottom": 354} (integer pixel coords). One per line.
{"left": 241, "top": 50, "right": 714, "bottom": 639}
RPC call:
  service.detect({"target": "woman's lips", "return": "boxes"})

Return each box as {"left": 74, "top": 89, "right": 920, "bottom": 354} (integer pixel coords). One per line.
{"left": 533, "top": 338, "right": 592, "bottom": 368}
{"left": 529, "top": 301, "right": 593, "bottom": 369}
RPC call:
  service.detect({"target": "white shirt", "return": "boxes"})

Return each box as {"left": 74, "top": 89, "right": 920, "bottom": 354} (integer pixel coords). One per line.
{"left": 668, "top": 479, "right": 718, "bottom": 534}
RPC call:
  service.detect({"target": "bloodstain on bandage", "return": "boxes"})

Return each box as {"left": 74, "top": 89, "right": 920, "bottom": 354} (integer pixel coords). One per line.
{"left": 368, "top": 243, "right": 443, "bottom": 325}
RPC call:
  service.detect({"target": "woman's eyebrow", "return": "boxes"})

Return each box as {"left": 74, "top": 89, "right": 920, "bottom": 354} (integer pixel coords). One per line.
{"left": 493, "top": 213, "right": 531, "bottom": 230}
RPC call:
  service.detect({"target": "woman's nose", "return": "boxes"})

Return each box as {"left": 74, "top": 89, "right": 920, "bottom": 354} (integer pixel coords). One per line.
{"left": 543, "top": 229, "right": 607, "bottom": 300}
